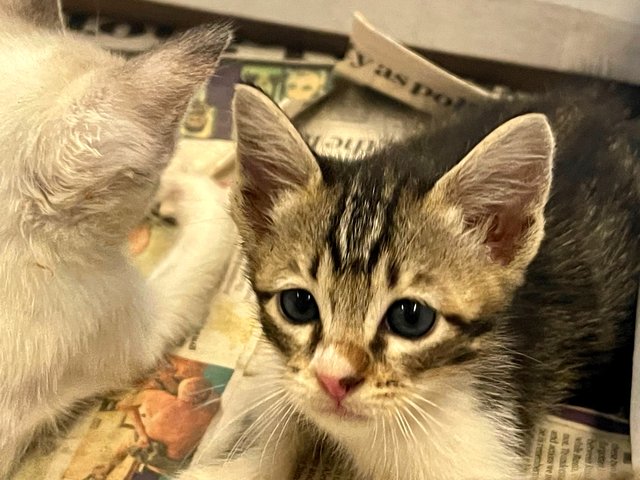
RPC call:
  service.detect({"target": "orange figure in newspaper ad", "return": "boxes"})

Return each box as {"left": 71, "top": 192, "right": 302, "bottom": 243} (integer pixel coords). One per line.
{"left": 117, "top": 376, "right": 219, "bottom": 464}
{"left": 65, "top": 356, "right": 230, "bottom": 480}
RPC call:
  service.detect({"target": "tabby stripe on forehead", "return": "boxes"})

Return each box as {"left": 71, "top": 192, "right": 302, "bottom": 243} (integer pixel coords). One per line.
{"left": 288, "top": 260, "right": 301, "bottom": 276}
{"left": 326, "top": 192, "right": 347, "bottom": 272}
{"left": 387, "top": 260, "right": 400, "bottom": 289}
{"left": 326, "top": 177, "right": 400, "bottom": 272}
{"left": 366, "top": 182, "right": 402, "bottom": 273}
{"left": 309, "top": 254, "right": 320, "bottom": 280}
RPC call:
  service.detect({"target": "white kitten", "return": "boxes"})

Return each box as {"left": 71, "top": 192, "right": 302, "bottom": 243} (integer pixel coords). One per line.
{"left": 0, "top": 1, "right": 233, "bottom": 476}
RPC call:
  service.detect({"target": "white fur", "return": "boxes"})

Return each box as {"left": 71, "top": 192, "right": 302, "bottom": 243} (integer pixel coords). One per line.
{"left": 179, "top": 341, "right": 523, "bottom": 480}
{"left": 310, "top": 344, "right": 355, "bottom": 379}
{"left": 335, "top": 372, "right": 522, "bottom": 480}
{"left": 0, "top": 6, "right": 233, "bottom": 477}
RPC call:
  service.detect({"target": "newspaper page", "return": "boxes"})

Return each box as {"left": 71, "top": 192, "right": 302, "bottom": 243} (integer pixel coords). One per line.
{"left": 295, "top": 78, "right": 432, "bottom": 158}
{"left": 528, "top": 406, "right": 633, "bottom": 480}
{"left": 334, "top": 12, "right": 501, "bottom": 114}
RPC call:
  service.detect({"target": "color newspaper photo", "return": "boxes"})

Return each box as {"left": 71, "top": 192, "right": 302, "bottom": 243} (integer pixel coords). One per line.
{"left": 62, "top": 356, "right": 232, "bottom": 480}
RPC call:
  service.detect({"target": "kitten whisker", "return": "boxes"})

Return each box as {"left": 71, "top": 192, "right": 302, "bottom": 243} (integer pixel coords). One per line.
{"left": 403, "top": 396, "right": 447, "bottom": 431}
{"left": 395, "top": 407, "right": 412, "bottom": 444}
{"left": 196, "top": 397, "right": 221, "bottom": 409}
{"left": 226, "top": 394, "right": 290, "bottom": 463}
{"left": 398, "top": 405, "right": 425, "bottom": 474}
{"left": 195, "top": 387, "right": 286, "bottom": 462}
{"left": 189, "top": 383, "right": 227, "bottom": 395}
{"left": 498, "top": 346, "right": 544, "bottom": 364}
{"left": 407, "top": 391, "right": 446, "bottom": 413}
{"left": 401, "top": 399, "right": 452, "bottom": 460}
{"left": 381, "top": 411, "right": 389, "bottom": 474}
{"left": 392, "top": 408, "right": 412, "bottom": 480}
{"left": 371, "top": 412, "right": 380, "bottom": 453}
{"left": 259, "top": 400, "right": 296, "bottom": 468}
{"left": 269, "top": 401, "right": 298, "bottom": 468}
{"left": 390, "top": 413, "right": 400, "bottom": 480}
{"left": 395, "top": 409, "right": 417, "bottom": 480}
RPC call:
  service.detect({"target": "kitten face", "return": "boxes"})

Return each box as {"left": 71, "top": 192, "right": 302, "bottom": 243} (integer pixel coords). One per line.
{"left": 250, "top": 191, "right": 489, "bottom": 426}
{"left": 231, "top": 86, "right": 554, "bottom": 432}
{"left": 0, "top": 20, "right": 231, "bottom": 251}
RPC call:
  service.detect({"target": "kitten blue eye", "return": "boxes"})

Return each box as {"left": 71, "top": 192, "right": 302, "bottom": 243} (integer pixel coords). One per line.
{"left": 385, "top": 299, "right": 436, "bottom": 339}
{"left": 279, "top": 289, "right": 320, "bottom": 324}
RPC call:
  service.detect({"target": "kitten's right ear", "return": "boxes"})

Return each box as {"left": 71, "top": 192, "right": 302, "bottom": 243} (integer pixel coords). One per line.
{"left": 231, "top": 85, "right": 321, "bottom": 236}
{"left": 429, "top": 113, "right": 554, "bottom": 269}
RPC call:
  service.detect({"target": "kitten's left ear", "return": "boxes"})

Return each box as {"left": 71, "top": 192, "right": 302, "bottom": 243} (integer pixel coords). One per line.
{"left": 28, "top": 25, "right": 232, "bottom": 235}
{"left": 231, "top": 85, "right": 321, "bottom": 236}
{"left": 430, "top": 113, "right": 554, "bottom": 267}
{"left": 119, "top": 24, "right": 232, "bottom": 133}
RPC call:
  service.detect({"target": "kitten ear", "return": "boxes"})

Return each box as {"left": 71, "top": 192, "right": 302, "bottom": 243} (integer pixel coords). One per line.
{"left": 28, "top": 25, "right": 232, "bottom": 236}
{"left": 231, "top": 84, "right": 321, "bottom": 235}
{"left": 431, "top": 113, "right": 554, "bottom": 266}
{"left": 120, "top": 24, "right": 232, "bottom": 133}
{"left": 1, "top": 0, "right": 59, "bottom": 28}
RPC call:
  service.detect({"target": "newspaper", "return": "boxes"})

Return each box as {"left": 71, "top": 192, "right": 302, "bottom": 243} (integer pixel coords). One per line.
{"left": 294, "top": 78, "right": 431, "bottom": 158}
{"left": 334, "top": 12, "right": 501, "bottom": 114}
{"left": 528, "top": 407, "right": 633, "bottom": 480}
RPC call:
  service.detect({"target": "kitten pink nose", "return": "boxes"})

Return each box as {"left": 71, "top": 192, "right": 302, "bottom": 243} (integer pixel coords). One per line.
{"left": 316, "top": 373, "right": 363, "bottom": 402}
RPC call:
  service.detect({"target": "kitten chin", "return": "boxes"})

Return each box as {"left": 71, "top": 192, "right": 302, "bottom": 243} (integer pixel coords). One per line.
{"left": 182, "top": 83, "right": 639, "bottom": 479}
{"left": 0, "top": 2, "right": 233, "bottom": 476}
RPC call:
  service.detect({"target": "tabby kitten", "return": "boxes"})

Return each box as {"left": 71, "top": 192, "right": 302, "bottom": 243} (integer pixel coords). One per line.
{"left": 180, "top": 84, "right": 640, "bottom": 480}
